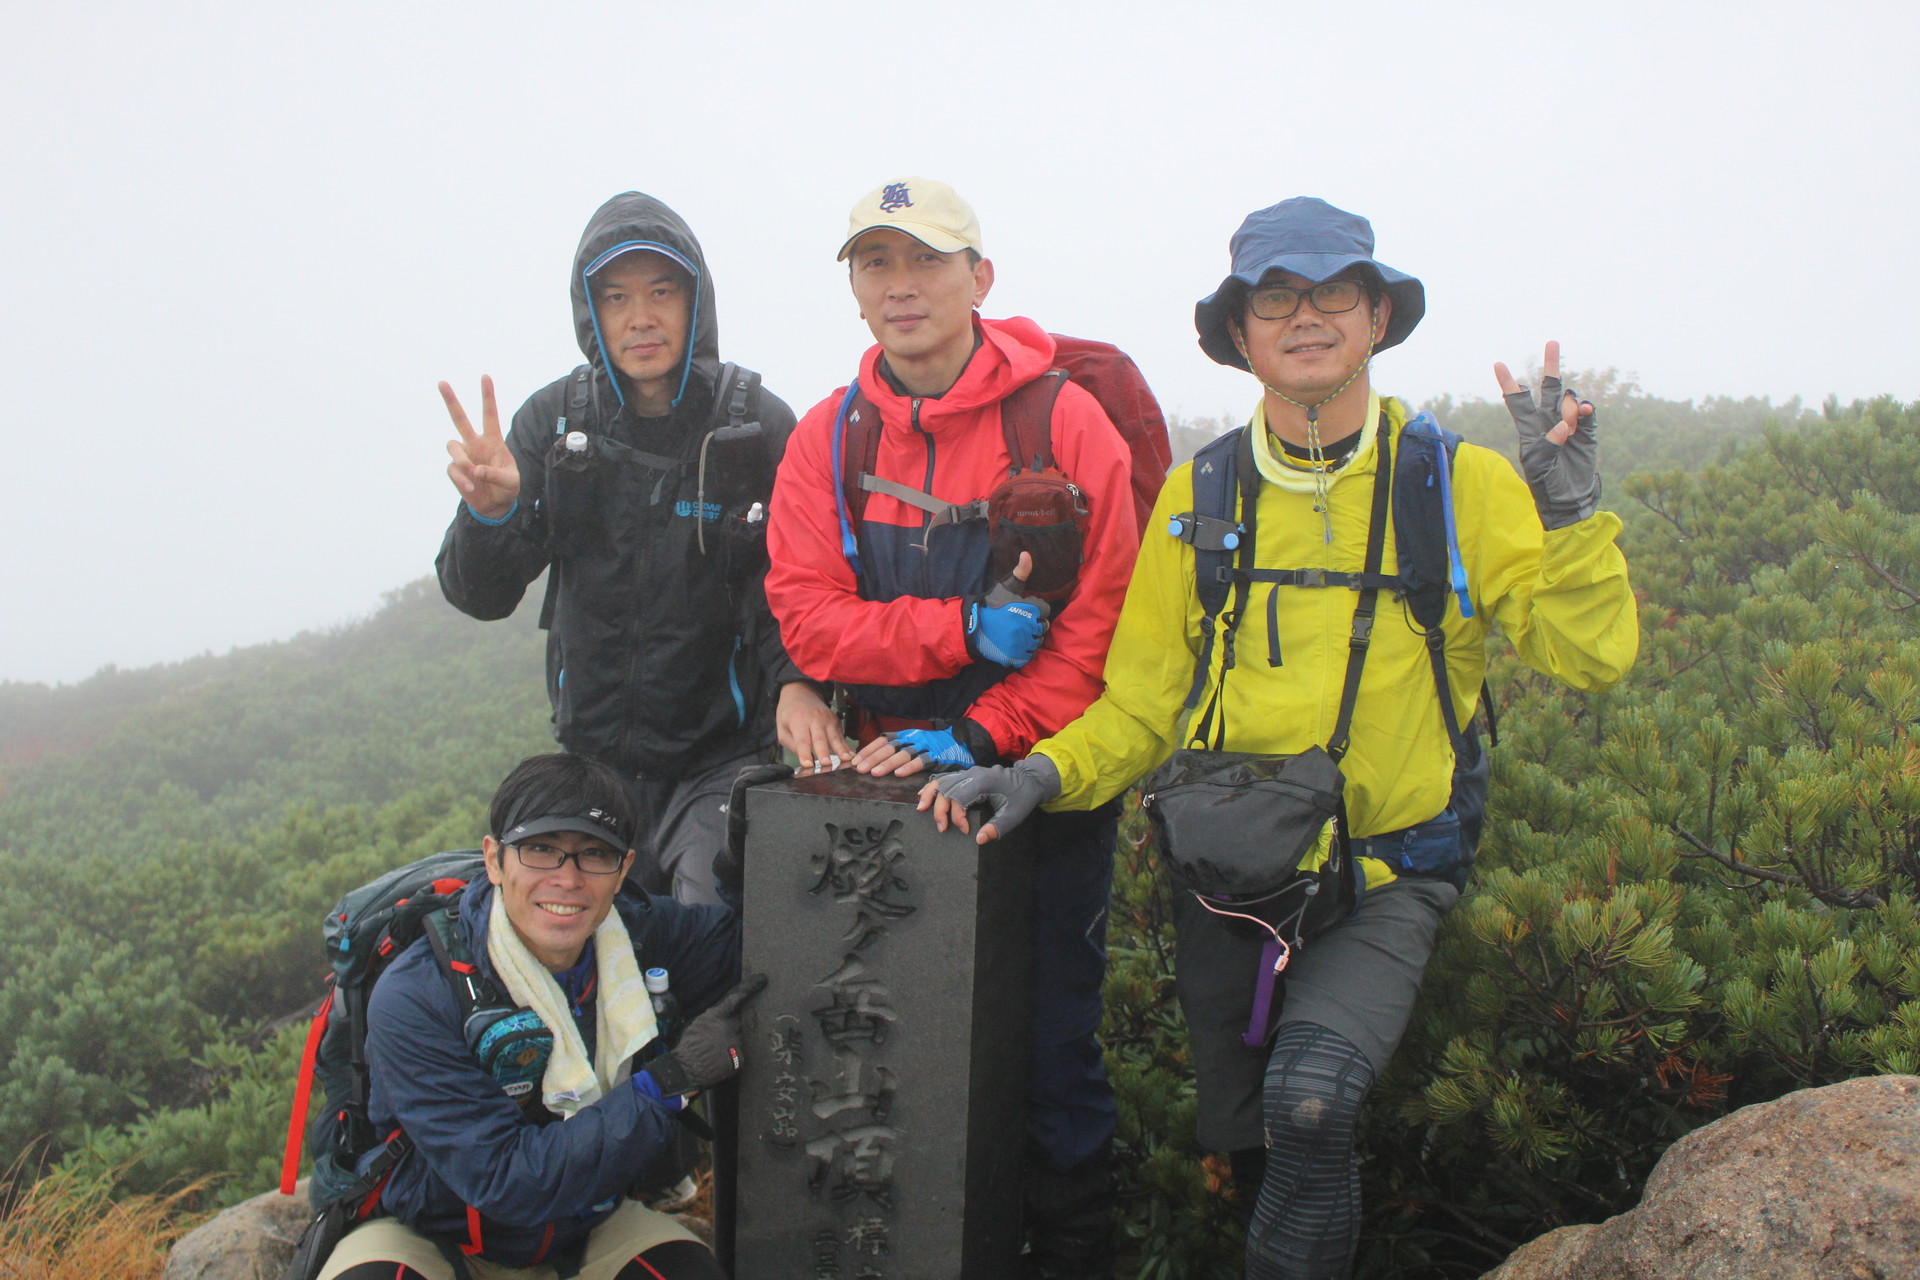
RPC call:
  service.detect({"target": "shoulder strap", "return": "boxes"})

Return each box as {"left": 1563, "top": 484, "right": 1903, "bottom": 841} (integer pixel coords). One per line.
{"left": 999, "top": 369, "right": 1068, "bottom": 474}
{"left": 557, "top": 364, "right": 592, "bottom": 436}
{"left": 831, "top": 381, "right": 872, "bottom": 579}
{"left": 715, "top": 362, "right": 748, "bottom": 429}
{"left": 1391, "top": 412, "right": 1477, "bottom": 755}
{"left": 421, "top": 906, "right": 502, "bottom": 1026}
{"left": 1187, "top": 428, "right": 1262, "bottom": 747}
{"left": 1325, "top": 426, "right": 1395, "bottom": 762}
{"left": 1170, "top": 428, "right": 1246, "bottom": 717}
{"left": 539, "top": 367, "right": 596, "bottom": 628}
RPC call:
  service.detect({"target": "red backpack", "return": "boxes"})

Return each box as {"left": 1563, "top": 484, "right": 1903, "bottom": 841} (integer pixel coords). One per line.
{"left": 831, "top": 336, "right": 1170, "bottom": 602}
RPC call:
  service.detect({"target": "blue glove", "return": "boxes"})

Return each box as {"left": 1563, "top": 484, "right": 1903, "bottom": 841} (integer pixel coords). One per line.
{"left": 887, "top": 728, "right": 976, "bottom": 769}
{"left": 965, "top": 597, "right": 1047, "bottom": 668}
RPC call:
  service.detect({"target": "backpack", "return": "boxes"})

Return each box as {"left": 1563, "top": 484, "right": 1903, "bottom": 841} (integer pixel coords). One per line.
{"left": 830, "top": 336, "right": 1169, "bottom": 603}
{"left": 1169, "top": 411, "right": 1497, "bottom": 858}
{"left": 277, "top": 850, "right": 515, "bottom": 1275}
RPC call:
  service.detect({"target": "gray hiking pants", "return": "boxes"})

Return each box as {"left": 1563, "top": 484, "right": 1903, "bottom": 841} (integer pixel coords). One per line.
{"left": 623, "top": 749, "right": 766, "bottom": 906}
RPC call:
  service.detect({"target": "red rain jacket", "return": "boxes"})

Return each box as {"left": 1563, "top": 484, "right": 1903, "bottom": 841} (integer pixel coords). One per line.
{"left": 767, "top": 316, "right": 1140, "bottom": 759}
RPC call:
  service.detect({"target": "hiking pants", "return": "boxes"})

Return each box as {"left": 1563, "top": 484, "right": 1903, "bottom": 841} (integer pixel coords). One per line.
{"left": 1175, "top": 876, "right": 1458, "bottom": 1279}
{"left": 316, "top": 1198, "right": 718, "bottom": 1280}
{"left": 623, "top": 749, "right": 766, "bottom": 906}
{"left": 1026, "top": 802, "right": 1121, "bottom": 1172}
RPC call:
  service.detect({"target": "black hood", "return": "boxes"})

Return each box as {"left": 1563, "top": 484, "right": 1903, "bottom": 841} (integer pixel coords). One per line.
{"left": 570, "top": 192, "right": 721, "bottom": 413}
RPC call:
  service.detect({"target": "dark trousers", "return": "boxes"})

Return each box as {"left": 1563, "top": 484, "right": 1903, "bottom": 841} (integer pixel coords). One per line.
{"left": 1026, "top": 802, "right": 1120, "bottom": 1172}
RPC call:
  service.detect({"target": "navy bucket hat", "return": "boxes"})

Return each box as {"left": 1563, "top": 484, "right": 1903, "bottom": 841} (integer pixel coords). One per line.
{"left": 1194, "top": 197, "right": 1425, "bottom": 370}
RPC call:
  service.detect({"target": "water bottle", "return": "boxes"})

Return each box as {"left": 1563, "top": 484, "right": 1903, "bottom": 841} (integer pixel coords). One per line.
{"left": 645, "top": 967, "right": 681, "bottom": 1045}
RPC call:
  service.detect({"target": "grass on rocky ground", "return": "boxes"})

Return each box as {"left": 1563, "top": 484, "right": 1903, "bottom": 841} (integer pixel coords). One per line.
{"left": 0, "top": 1168, "right": 201, "bottom": 1280}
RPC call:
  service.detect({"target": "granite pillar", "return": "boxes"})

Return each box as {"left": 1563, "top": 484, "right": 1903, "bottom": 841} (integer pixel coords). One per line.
{"left": 729, "top": 770, "right": 1035, "bottom": 1279}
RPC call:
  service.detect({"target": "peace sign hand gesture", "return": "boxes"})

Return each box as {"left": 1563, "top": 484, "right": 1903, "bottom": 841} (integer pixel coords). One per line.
{"left": 440, "top": 376, "right": 522, "bottom": 521}
{"left": 1495, "top": 340, "right": 1600, "bottom": 530}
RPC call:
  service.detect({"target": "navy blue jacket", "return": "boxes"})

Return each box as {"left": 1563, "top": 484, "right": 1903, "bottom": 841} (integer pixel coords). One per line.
{"left": 363, "top": 875, "right": 737, "bottom": 1265}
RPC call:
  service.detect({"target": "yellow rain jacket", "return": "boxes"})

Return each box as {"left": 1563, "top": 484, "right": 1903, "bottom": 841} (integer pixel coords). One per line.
{"left": 1035, "top": 395, "right": 1638, "bottom": 888}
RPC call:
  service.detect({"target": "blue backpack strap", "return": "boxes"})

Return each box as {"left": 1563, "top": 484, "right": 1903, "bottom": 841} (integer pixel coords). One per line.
{"left": 1167, "top": 428, "right": 1247, "bottom": 717}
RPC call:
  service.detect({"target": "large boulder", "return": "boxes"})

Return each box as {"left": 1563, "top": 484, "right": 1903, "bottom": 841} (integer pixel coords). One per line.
{"left": 1483, "top": 1074, "right": 1920, "bottom": 1279}
{"left": 164, "top": 1184, "right": 309, "bottom": 1280}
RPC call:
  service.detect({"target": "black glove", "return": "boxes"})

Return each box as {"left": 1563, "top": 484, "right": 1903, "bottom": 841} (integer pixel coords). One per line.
{"left": 644, "top": 973, "right": 768, "bottom": 1097}
{"left": 932, "top": 754, "right": 1063, "bottom": 840}
{"left": 714, "top": 763, "right": 794, "bottom": 891}
{"left": 1506, "top": 373, "right": 1601, "bottom": 529}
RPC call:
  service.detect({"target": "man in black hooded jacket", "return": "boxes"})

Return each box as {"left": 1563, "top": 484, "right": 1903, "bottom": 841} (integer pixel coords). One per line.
{"left": 437, "top": 192, "right": 848, "bottom": 905}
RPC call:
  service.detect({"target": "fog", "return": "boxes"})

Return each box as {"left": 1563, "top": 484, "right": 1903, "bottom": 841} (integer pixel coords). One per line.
{"left": 3, "top": 0, "right": 1914, "bottom": 684}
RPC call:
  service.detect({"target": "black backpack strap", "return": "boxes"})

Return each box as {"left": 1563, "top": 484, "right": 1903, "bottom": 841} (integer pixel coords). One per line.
{"left": 1171, "top": 429, "right": 1246, "bottom": 719}
{"left": 1187, "top": 429, "right": 1264, "bottom": 749}
{"left": 420, "top": 906, "right": 506, "bottom": 1025}
{"left": 535, "top": 367, "right": 598, "bottom": 630}
{"left": 557, "top": 364, "right": 593, "bottom": 436}
{"left": 1392, "top": 417, "right": 1479, "bottom": 757}
{"left": 1325, "top": 426, "right": 1395, "bottom": 763}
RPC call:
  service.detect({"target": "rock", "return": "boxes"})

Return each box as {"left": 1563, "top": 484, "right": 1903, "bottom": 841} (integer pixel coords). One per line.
{"left": 164, "top": 1183, "right": 309, "bottom": 1280}
{"left": 1482, "top": 1074, "right": 1920, "bottom": 1279}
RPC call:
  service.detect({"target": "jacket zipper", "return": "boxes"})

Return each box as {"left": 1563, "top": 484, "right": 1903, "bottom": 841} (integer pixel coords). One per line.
{"left": 912, "top": 398, "right": 936, "bottom": 593}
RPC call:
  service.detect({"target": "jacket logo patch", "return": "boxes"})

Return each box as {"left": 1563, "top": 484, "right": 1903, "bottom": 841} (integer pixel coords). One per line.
{"left": 674, "top": 500, "right": 723, "bottom": 522}
{"left": 879, "top": 183, "right": 913, "bottom": 211}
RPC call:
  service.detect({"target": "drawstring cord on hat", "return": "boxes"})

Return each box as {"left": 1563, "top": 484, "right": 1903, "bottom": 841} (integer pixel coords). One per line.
{"left": 1261, "top": 334, "right": 1377, "bottom": 545}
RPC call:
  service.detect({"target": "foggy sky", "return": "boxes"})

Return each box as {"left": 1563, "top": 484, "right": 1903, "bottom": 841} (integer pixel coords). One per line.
{"left": 4, "top": 0, "right": 1915, "bottom": 685}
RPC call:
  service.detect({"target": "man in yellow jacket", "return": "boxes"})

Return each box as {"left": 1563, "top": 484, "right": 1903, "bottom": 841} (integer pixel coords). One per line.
{"left": 924, "top": 197, "right": 1638, "bottom": 1279}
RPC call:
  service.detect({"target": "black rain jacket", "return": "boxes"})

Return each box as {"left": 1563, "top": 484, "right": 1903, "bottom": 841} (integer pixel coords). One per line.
{"left": 437, "top": 193, "right": 802, "bottom": 779}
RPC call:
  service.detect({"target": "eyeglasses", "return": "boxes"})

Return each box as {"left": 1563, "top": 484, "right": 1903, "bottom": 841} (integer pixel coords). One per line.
{"left": 1246, "top": 278, "right": 1366, "bottom": 321}
{"left": 509, "top": 841, "right": 626, "bottom": 876}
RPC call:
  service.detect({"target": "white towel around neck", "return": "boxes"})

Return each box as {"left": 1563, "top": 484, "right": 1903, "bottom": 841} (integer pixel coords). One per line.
{"left": 485, "top": 890, "right": 659, "bottom": 1117}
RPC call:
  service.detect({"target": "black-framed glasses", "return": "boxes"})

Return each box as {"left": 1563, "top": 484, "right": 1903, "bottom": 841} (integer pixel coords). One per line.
{"left": 1246, "top": 278, "right": 1365, "bottom": 321}
{"left": 509, "top": 841, "right": 626, "bottom": 876}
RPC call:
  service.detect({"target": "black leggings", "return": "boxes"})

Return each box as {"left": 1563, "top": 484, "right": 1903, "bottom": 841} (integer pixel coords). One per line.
{"left": 329, "top": 1239, "right": 726, "bottom": 1280}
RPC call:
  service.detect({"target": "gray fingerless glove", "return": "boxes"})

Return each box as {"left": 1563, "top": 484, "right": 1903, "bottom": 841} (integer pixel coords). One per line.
{"left": 1506, "top": 374, "right": 1601, "bottom": 529}
{"left": 645, "top": 973, "right": 767, "bottom": 1096}
{"left": 932, "top": 755, "right": 1063, "bottom": 839}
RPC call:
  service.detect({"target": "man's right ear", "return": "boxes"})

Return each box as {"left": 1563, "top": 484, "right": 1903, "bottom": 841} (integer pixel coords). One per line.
{"left": 481, "top": 835, "right": 506, "bottom": 886}
{"left": 1228, "top": 317, "right": 1249, "bottom": 361}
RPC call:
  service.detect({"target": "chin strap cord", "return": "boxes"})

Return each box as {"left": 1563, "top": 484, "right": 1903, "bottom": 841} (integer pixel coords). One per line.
{"left": 1259, "top": 337, "right": 1378, "bottom": 546}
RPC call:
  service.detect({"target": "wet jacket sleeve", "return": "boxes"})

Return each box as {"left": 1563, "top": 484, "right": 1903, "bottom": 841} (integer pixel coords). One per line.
{"left": 765, "top": 390, "right": 978, "bottom": 686}
{"left": 435, "top": 393, "right": 555, "bottom": 621}
{"left": 365, "top": 946, "right": 680, "bottom": 1228}
{"left": 1035, "top": 470, "right": 1202, "bottom": 811}
{"left": 740, "top": 392, "right": 810, "bottom": 694}
{"left": 962, "top": 382, "right": 1141, "bottom": 758}
{"left": 1457, "top": 447, "right": 1639, "bottom": 690}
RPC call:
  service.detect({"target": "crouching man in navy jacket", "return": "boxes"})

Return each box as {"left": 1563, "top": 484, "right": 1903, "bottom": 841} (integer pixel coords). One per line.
{"left": 318, "top": 753, "right": 763, "bottom": 1280}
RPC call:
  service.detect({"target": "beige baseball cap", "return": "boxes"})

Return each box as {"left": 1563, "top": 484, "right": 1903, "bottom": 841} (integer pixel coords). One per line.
{"left": 837, "top": 177, "right": 984, "bottom": 261}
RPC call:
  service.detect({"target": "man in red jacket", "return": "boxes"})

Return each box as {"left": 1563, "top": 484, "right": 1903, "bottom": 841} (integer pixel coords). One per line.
{"left": 765, "top": 178, "right": 1140, "bottom": 1278}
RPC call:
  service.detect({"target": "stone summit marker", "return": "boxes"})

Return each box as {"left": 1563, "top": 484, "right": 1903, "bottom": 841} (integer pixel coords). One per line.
{"left": 729, "top": 770, "right": 1036, "bottom": 1280}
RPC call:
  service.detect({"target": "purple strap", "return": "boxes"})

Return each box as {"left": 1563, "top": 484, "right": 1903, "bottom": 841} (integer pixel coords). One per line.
{"left": 1243, "top": 937, "right": 1286, "bottom": 1048}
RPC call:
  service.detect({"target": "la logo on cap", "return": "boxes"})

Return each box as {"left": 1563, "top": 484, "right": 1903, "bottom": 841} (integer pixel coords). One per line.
{"left": 879, "top": 182, "right": 913, "bottom": 212}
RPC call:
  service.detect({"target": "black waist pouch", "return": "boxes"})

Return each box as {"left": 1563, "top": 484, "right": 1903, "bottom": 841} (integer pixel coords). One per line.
{"left": 1142, "top": 746, "right": 1355, "bottom": 945}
